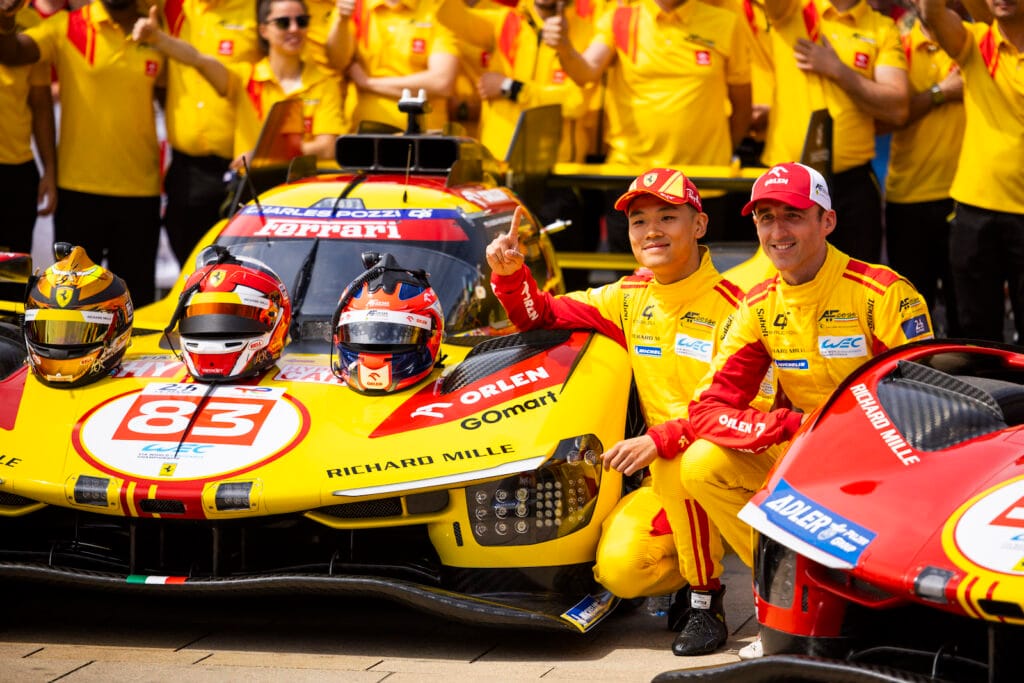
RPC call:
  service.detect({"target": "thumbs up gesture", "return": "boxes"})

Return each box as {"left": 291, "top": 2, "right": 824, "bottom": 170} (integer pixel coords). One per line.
{"left": 542, "top": 1, "right": 569, "bottom": 50}
{"left": 485, "top": 206, "right": 525, "bottom": 276}
{"left": 132, "top": 5, "right": 162, "bottom": 45}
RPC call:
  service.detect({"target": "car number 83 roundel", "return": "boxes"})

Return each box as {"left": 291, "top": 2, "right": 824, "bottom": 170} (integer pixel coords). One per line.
{"left": 73, "top": 384, "right": 308, "bottom": 481}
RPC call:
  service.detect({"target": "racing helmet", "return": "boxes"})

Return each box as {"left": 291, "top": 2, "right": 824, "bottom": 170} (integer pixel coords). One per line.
{"left": 24, "top": 243, "right": 134, "bottom": 387}
{"left": 175, "top": 250, "right": 291, "bottom": 382}
{"left": 332, "top": 252, "right": 444, "bottom": 394}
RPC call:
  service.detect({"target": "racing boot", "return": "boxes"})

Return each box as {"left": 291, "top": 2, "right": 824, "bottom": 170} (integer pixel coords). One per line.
{"left": 666, "top": 585, "right": 690, "bottom": 632}
{"left": 671, "top": 587, "right": 727, "bottom": 656}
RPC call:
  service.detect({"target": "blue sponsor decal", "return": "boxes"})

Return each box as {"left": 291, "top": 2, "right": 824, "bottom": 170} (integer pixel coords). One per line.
{"left": 562, "top": 590, "right": 617, "bottom": 631}
{"left": 775, "top": 359, "right": 810, "bottom": 370}
{"left": 759, "top": 479, "right": 876, "bottom": 564}
{"left": 635, "top": 345, "right": 662, "bottom": 358}
{"left": 241, "top": 206, "right": 457, "bottom": 220}
{"left": 901, "top": 314, "right": 931, "bottom": 339}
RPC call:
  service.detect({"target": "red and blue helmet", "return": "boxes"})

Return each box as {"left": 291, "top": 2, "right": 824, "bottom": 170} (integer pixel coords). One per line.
{"left": 332, "top": 253, "right": 444, "bottom": 394}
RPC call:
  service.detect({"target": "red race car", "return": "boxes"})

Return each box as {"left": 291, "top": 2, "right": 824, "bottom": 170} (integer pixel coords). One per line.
{"left": 659, "top": 338, "right": 1024, "bottom": 683}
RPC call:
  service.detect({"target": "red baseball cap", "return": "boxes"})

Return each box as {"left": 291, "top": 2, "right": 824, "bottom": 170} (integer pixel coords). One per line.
{"left": 741, "top": 162, "right": 832, "bottom": 215}
{"left": 614, "top": 168, "right": 703, "bottom": 213}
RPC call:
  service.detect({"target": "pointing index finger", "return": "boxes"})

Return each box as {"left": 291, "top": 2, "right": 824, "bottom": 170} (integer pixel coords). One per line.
{"left": 508, "top": 206, "right": 522, "bottom": 245}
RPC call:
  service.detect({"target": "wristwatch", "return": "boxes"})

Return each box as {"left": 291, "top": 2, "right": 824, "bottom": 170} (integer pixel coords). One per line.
{"left": 500, "top": 77, "right": 523, "bottom": 102}
{"left": 929, "top": 84, "right": 946, "bottom": 107}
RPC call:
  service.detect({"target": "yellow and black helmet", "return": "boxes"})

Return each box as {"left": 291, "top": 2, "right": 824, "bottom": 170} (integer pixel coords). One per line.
{"left": 24, "top": 243, "right": 134, "bottom": 387}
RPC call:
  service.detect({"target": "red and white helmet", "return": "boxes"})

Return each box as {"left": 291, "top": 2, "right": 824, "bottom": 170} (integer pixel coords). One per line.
{"left": 332, "top": 253, "right": 444, "bottom": 394}
{"left": 176, "top": 253, "right": 291, "bottom": 382}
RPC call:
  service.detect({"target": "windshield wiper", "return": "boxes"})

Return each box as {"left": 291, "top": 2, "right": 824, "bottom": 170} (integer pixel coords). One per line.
{"left": 288, "top": 239, "right": 320, "bottom": 341}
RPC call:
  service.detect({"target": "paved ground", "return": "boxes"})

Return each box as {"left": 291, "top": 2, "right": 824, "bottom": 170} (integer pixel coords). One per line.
{"left": 0, "top": 554, "right": 755, "bottom": 683}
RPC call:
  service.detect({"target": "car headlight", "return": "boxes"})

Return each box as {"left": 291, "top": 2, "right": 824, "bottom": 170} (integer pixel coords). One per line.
{"left": 914, "top": 566, "right": 954, "bottom": 604}
{"left": 70, "top": 475, "right": 114, "bottom": 508}
{"left": 465, "top": 434, "right": 602, "bottom": 546}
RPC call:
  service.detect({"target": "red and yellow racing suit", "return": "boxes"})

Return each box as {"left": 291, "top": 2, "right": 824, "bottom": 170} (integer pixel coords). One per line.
{"left": 681, "top": 244, "right": 934, "bottom": 566}
{"left": 492, "top": 248, "right": 763, "bottom": 596}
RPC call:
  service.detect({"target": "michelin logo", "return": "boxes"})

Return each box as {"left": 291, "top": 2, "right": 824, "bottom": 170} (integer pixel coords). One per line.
{"left": 675, "top": 334, "right": 712, "bottom": 362}
{"left": 635, "top": 345, "right": 662, "bottom": 358}
{"left": 776, "top": 359, "right": 809, "bottom": 370}
{"left": 818, "top": 335, "right": 867, "bottom": 358}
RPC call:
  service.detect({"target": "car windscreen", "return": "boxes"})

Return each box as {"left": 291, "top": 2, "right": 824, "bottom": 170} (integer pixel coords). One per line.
{"left": 214, "top": 237, "right": 500, "bottom": 338}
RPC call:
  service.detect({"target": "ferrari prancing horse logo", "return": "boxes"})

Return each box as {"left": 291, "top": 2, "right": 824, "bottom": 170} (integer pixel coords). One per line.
{"left": 56, "top": 286, "right": 73, "bottom": 307}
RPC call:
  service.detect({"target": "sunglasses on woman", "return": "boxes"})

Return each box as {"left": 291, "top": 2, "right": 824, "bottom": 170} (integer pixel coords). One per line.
{"left": 266, "top": 14, "right": 311, "bottom": 29}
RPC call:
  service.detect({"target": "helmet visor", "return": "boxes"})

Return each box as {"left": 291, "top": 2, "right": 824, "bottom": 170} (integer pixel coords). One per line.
{"left": 338, "top": 309, "right": 433, "bottom": 349}
{"left": 24, "top": 308, "right": 113, "bottom": 349}
{"left": 181, "top": 291, "right": 275, "bottom": 336}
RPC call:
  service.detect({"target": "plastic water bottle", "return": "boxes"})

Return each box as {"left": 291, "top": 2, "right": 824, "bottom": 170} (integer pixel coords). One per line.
{"left": 644, "top": 594, "right": 672, "bottom": 617}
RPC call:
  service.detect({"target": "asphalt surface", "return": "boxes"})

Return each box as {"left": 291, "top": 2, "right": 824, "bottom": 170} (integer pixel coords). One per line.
{"left": 0, "top": 553, "right": 756, "bottom": 682}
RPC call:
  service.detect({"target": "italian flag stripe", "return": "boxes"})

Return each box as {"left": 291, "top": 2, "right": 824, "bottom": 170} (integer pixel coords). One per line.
{"left": 126, "top": 575, "right": 188, "bottom": 585}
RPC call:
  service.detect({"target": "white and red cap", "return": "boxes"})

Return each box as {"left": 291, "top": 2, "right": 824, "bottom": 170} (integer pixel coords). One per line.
{"left": 741, "top": 162, "right": 832, "bottom": 215}
{"left": 614, "top": 168, "right": 703, "bottom": 213}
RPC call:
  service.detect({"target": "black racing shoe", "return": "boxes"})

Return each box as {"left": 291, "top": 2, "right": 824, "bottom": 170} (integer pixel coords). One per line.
{"left": 666, "top": 585, "right": 690, "bottom": 632}
{"left": 671, "top": 587, "right": 727, "bottom": 656}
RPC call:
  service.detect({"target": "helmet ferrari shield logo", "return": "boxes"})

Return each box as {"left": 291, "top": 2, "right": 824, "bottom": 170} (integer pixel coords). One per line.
{"left": 209, "top": 269, "right": 226, "bottom": 288}
{"left": 56, "top": 286, "right": 73, "bottom": 308}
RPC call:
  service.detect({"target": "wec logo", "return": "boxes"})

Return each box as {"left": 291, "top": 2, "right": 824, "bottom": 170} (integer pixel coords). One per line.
{"left": 675, "top": 334, "right": 712, "bottom": 362}
{"left": 818, "top": 335, "right": 867, "bottom": 358}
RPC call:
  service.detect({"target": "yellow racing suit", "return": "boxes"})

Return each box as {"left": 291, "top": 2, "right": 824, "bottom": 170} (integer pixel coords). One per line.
{"left": 682, "top": 244, "right": 934, "bottom": 566}
{"left": 491, "top": 247, "right": 760, "bottom": 595}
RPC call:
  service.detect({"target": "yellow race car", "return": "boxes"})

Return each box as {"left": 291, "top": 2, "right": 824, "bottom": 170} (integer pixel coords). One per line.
{"left": 0, "top": 101, "right": 634, "bottom": 632}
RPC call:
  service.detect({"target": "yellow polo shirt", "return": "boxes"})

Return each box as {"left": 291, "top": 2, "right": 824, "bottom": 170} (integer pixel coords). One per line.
{"left": 229, "top": 58, "right": 346, "bottom": 159}
{"left": 705, "top": 0, "right": 774, "bottom": 108}
{"left": 26, "top": 3, "right": 165, "bottom": 196}
{"left": 763, "top": 0, "right": 905, "bottom": 173}
{"left": 347, "top": 0, "right": 460, "bottom": 131}
{"left": 950, "top": 21, "right": 1024, "bottom": 214}
{"left": 593, "top": 0, "right": 751, "bottom": 167}
{"left": 886, "top": 19, "right": 963, "bottom": 204}
{"left": 0, "top": 7, "right": 50, "bottom": 165}
{"left": 437, "top": 0, "right": 596, "bottom": 161}
{"left": 304, "top": 0, "right": 337, "bottom": 71}
{"left": 162, "top": 0, "right": 259, "bottom": 158}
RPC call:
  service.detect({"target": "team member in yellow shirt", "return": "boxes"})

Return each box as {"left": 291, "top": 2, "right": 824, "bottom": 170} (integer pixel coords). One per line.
{"left": 0, "top": 0, "right": 165, "bottom": 304}
{"left": 543, "top": 0, "right": 752, "bottom": 250}
{"left": 0, "top": 2, "right": 55, "bottom": 253}
{"left": 761, "top": 0, "right": 909, "bottom": 264}
{"left": 160, "top": 0, "right": 261, "bottom": 268}
{"left": 434, "top": 0, "right": 600, "bottom": 289}
{"left": 326, "top": 0, "right": 459, "bottom": 132}
{"left": 921, "top": 0, "right": 1024, "bottom": 343}
{"left": 884, "top": 2, "right": 965, "bottom": 337}
{"left": 133, "top": 0, "right": 345, "bottom": 167}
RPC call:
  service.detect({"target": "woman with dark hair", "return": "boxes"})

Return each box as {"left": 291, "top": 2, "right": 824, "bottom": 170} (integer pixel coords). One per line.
{"left": 133, "top": 0, "right": 344, "bottom": 169}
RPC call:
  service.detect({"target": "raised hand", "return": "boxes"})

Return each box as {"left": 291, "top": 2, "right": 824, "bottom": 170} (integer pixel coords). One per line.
{"left": 541, "top": 1, "right": 568, "bottom": 50}
{"left": 131, "top": 5, "right": 161, "bottom": 45}
{"left": 335, "top": 0, "right": 356, "bottom": 19}
{"left": 485, "top": 206, "right": 525, "bottom": 276}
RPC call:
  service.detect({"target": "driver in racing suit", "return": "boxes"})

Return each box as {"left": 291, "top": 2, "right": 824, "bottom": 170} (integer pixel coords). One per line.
{"left": 672, "top": 161, "right": 934, "bottom": 658}
{"left": 487, "top": 168, "right": 773, "bottom": 656}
